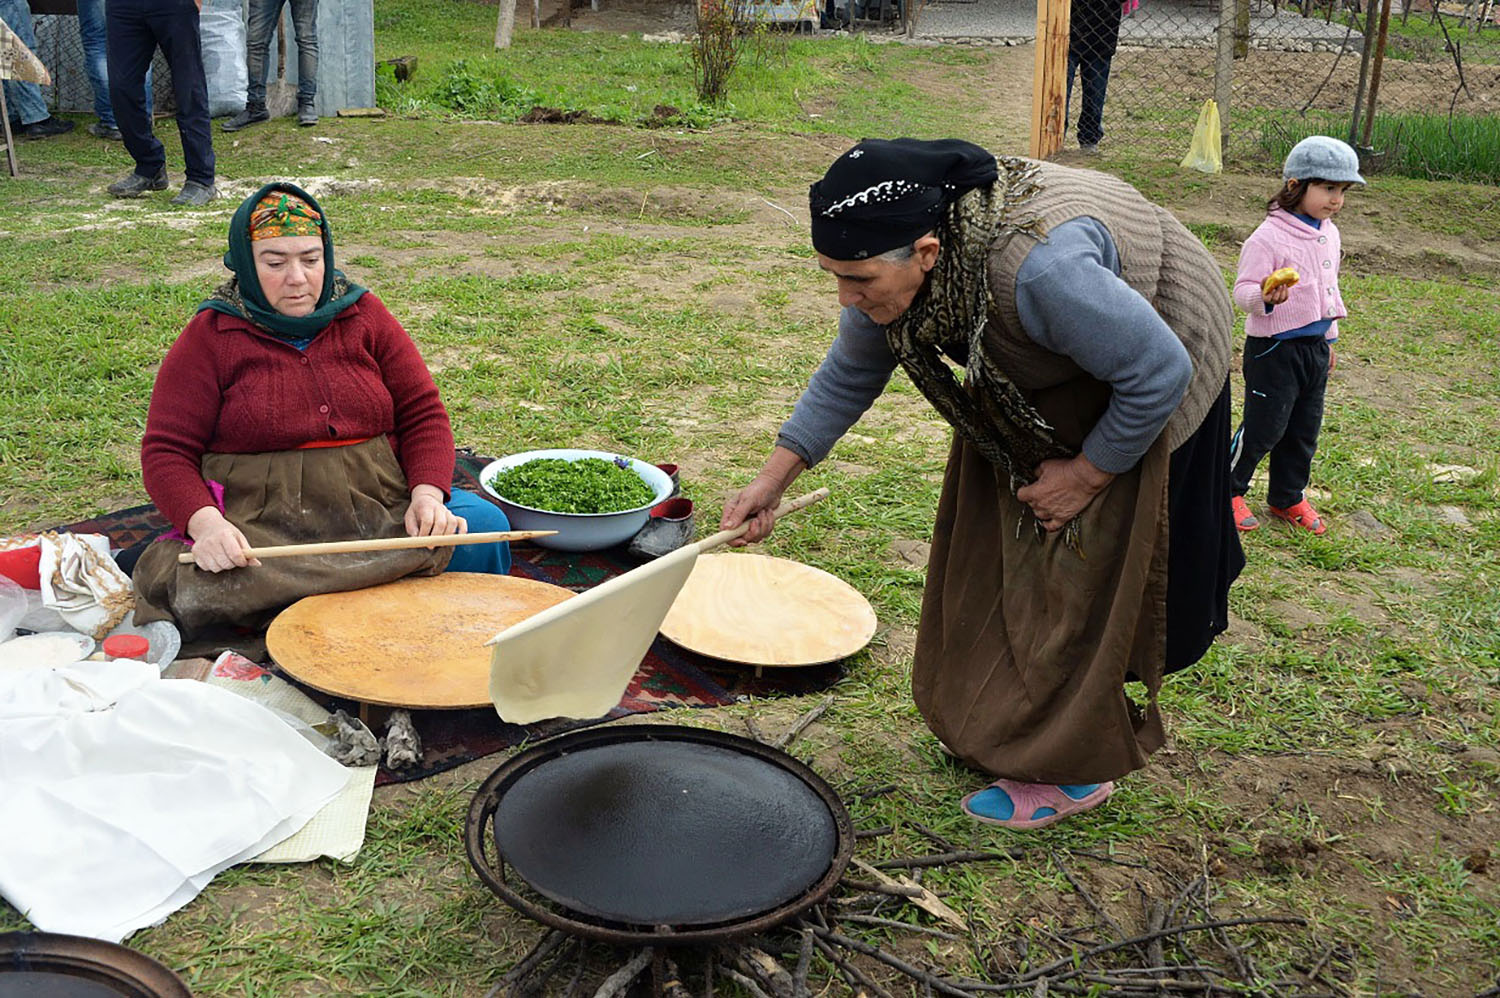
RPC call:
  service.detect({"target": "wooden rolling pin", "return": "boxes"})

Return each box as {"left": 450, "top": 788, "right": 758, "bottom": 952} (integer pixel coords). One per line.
{"left": 177, "top": 530, "right": 557, "bottom": 564}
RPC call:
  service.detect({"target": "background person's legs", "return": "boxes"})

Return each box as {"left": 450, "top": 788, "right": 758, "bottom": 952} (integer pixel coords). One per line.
{"left": 76, "top": 0, "right": 117, "bottom": 129}
{"left": 1076, "top": 53, "right": 1112, "bottom": 148}
{"left": 151, "top": 0, "right": 216, "bottom": 190}
{"left": 0, "top": 0, "right": 57, "bottom": 128}
{"left": 77, "top": 0, "right": 152, "bottom": 135}
{"left": 1229, "top": 339, "right": 1300, "bottom": 500}
{"left": 107, "top": 0, "right": 168, "bottom": 181}
{"left": 244, "top": 0, "right": 286, "bottom": 113}
{"left": 1265, "top": 340, "right": 1329, "bottom": 510}
{"left": 289, "top": 0, "right": 319, "bottom": 114}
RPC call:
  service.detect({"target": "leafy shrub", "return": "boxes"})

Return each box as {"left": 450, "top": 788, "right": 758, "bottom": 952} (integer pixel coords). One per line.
{"left": 431, "top": 58, "right": 541, "bottom": 118}
{"left": 691, "top": 0, "right": 749, "bottom": 106}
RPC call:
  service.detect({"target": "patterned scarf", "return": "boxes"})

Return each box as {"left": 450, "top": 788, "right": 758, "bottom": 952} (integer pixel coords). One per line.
{"left": 249, "top": 190, "right": 325, "bottom": 241}
{"left": 884, "top": 158, "right": 1080, "bottom": 547}
{"left": 199, "top": 182, "right": 366, "bottom": 342}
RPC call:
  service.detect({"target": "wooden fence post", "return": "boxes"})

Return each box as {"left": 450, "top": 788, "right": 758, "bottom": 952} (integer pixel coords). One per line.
{"left": 1215, "top": 0, "right": 1235, "bottom": 151}
{"left": 1029, "top": 0, "right": 1070, "bottom": 159}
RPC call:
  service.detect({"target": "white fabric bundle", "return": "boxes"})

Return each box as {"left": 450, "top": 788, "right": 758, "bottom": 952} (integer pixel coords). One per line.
{"left": 0, "top": 662, "right": 352, "bottom": 942}
{"left": 36, "top": 532, "right": 134, "bottom": 640}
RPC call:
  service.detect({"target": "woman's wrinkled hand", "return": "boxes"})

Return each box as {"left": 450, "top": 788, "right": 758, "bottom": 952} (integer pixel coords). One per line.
{"left": 406, "top": 484, "right": 466, "bottom": 539}
{"left": 1015, "top": 455, "right": 1116, "bottom": 533}
{"left": 186, "top": 505, "right": 260, "bottom": 572}
{"left": 720, "top": 475, "right": 787, "bottom": 547}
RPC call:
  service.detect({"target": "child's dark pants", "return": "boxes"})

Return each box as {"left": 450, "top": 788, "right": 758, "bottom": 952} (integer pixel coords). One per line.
{"left": 1230, "top": 336, "right": 1330, "bottom": 509}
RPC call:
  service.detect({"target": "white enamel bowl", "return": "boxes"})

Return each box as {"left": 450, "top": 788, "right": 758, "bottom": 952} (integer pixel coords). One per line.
{"left": 479, "top": 449, "right": 673, "bottom": 552}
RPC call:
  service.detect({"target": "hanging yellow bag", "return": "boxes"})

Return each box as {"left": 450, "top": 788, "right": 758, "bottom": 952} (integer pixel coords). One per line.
{"left": 1180, "top": 99, "right": 1223, "bottom": 174}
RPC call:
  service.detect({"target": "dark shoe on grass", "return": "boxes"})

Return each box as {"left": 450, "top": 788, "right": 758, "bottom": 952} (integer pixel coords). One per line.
{"left": 297, "top": 103, "right": 318, "bottom": 126}
{"left": 21, "top": 116, "right": 75, "bottom": 140}
{"left": 170, "top": 181, "right": 219, "bottom": 206}
{"left": 627, "top": 498, "right": 695, "bottom": 560}
{"left": 107, "top": 169, "right": 169, "bottom": 198}
{"left": 88, "top": 121, "right": 123, "bottom": 141}
{"left": 220, "top": 106, "right": 269, "bottom": 132}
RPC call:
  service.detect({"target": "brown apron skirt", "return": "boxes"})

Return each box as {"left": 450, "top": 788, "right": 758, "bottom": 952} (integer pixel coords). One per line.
{"left": 133, "top": 436, "right": 452, "bottom": 637}
{"left": 911, "top": 432, "right": 1171, "bottom": 786}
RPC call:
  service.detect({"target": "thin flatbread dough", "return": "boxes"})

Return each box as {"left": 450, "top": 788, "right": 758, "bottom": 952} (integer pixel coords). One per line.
{"left": 488, "top": 545, "right": 699, "bottom": 724}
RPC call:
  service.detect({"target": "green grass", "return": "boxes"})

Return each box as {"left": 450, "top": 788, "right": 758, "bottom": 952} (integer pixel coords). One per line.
{"left": 1, "top": 5, "right": 1498, "bottom": 995}
{"left": 1244, "top": 106, "right": 1500, "bottom": 184}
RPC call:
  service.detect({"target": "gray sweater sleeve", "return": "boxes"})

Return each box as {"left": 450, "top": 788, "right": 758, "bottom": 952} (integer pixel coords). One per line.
{"left": 775, "top": 306, "right": 898, "bottom": 467}
{"left": 775, "top": 219, "right": 1190, "bottom": 473}
{"left": 1015, "top": 217, "right": 1192, "bottom": 473}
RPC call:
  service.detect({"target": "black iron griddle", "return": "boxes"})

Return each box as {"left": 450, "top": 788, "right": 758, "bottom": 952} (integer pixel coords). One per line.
{"left": 466, "top": 723, "right": 853, "bottom": 946}
{"left": 0, "top": 933, "right": 191, "bottom": 998}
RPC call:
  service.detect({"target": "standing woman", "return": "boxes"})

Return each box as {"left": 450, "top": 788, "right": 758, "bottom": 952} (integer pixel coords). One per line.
{"left": 132, "top": 182, "right": 511, "bottom": 637}
{"left": 722, "top": 139, "right": 1243, "bottom": 829}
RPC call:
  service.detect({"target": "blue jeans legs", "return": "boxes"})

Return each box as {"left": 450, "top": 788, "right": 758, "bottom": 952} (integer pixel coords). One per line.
{"left": 245, "top": 0, "right": 318, "bottom": 110}
{"left": 76, "top": 0, "right": 151, "bottom": 129}
{"left": 0, "top": 0, "right": 50, "bottom": 124}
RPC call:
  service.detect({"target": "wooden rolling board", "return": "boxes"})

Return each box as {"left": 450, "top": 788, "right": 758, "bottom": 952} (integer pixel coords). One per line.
{"left": 266, "top": 573, "right": 574, "bottom": 709}
{"left": 659, "top": 553, "right": 876, "bottom": 668}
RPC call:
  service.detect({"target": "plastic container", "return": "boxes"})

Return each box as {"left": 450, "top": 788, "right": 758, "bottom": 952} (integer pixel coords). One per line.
{"left": 103, "top": 634, "right": 152, "bottom": 660}
{"left": 99, "top": 613, "right": 182, "bottom": 672}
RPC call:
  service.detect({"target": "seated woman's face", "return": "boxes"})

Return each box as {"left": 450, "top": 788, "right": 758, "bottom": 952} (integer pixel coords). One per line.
{"left": 253, "top": 235, "right": 326, "bottom": 317}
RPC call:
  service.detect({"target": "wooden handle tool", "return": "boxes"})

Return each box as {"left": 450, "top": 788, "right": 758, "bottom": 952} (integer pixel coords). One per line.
{"left": 692, "top": 487, "right": 830, "bottom": 553}
{"left": 177, "top": 529, "right": 557, "bottom": 564}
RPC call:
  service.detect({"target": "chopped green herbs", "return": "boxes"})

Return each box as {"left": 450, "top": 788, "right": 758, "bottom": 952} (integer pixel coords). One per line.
{"left": 489, "top": 457, "right": 657, "bottom": 514}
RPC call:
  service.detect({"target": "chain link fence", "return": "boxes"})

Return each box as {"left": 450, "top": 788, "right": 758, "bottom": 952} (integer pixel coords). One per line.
{"left": 905, "top": 0, "right": 1496, "bottom": 180}
{"left": 1103, "top": 0, "right": 1498, "bottom": 179}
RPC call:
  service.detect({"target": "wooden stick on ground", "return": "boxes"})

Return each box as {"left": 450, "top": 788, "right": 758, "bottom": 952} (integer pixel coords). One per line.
{"left": 850, "top": 857, "right": 968, "bottom": 932}
{"left": 772, "top": 696, "right": 834, "bottom": 749}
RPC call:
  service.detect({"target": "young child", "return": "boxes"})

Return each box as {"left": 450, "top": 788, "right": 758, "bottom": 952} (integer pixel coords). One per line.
{"left": 1229, "top": 135, "right": 1363, "bottom": 535}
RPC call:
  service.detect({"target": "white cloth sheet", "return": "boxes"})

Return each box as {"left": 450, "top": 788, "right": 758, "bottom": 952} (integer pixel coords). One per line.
{"left": 0, "top": 662, "right": 352, "bottom": 942}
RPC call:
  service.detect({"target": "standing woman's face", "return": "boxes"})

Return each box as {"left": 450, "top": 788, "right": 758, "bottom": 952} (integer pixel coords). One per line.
{"left": 253, "top": 235, "right": 326, "bottom": 316}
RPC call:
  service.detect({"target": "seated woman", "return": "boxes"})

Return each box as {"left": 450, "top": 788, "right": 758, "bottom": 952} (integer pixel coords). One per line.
{"left": 132, "top": 182, "right": 511, "bottom": 637}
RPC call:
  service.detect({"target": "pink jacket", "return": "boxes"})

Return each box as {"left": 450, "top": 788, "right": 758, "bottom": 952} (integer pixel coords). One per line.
{"left": 1233, "top": 208, "right": 1344, "bottom": 340}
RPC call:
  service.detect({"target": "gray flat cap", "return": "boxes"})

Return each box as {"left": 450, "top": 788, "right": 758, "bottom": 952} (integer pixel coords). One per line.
{"left": 1283, "top": 135, "right": 1365, "bottom": 185}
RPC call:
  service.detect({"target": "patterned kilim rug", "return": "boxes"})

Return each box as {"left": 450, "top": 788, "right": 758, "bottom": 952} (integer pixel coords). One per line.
{"left": 56, "top": 449, "right": 846, "bottom": 785}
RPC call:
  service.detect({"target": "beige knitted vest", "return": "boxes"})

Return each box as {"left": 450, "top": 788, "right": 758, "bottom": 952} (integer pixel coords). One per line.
{"left": 984, "top": 158, "right": 1232, "bottom": 450}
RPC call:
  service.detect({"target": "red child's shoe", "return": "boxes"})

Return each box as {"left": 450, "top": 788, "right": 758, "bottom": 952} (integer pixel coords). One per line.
{"left": 1267, "top": 498, "right": 1326, "bottom": 535}
{"left": 1231, "top": 495, "right": 1259, "bottom": 532}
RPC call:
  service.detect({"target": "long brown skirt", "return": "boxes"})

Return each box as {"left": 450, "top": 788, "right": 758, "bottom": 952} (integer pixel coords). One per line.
{"left": 133, "top": 437, "right": 452, "bottom": 638}
{"left": 911, "top": 434, "right": 1171, "bottom": 786}
{"left": 911, "top": 382, "right": 1241, "bottom": 785}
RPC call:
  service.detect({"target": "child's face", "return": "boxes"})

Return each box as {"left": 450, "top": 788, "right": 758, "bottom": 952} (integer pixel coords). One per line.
{"left": 1295, "top": 180, "right": 1351, "bottom": 221}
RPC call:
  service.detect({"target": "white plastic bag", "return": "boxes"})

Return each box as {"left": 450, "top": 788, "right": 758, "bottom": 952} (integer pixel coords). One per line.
{"left": 0, "top": 576, "right": 26, "bottom": 645}
{"left": 200, "top": 0, "right": 249, "bottom": 118}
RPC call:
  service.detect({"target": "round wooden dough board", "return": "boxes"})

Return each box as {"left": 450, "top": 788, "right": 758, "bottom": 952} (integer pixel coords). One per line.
{"left": 659, "top": 553, "right": 876, "bottom": 667}
{"left": 266, "top": 573, "right": 575, "bottom": 709}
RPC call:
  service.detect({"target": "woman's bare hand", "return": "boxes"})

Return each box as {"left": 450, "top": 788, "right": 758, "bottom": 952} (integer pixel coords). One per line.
{"left": 406, "top": 484, "right": 466, "bottom": 538}
{"left": 1016, "top": 455, "right": 1115, "bottom": 533}
{"left": 720, "top": 475, "right": 787, "bottom": 546}
{"left": 186, "top": 505, "right": 260, "bottom": 572}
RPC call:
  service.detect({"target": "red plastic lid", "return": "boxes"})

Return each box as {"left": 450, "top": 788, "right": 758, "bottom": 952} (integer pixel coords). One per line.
{"left": 103, "top": 634, "right": 152, "bottom": 660}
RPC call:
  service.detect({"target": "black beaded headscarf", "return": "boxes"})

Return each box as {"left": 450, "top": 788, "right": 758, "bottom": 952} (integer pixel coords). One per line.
{"left": 808, "top": 138, "right": 998, "bottom": 260}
